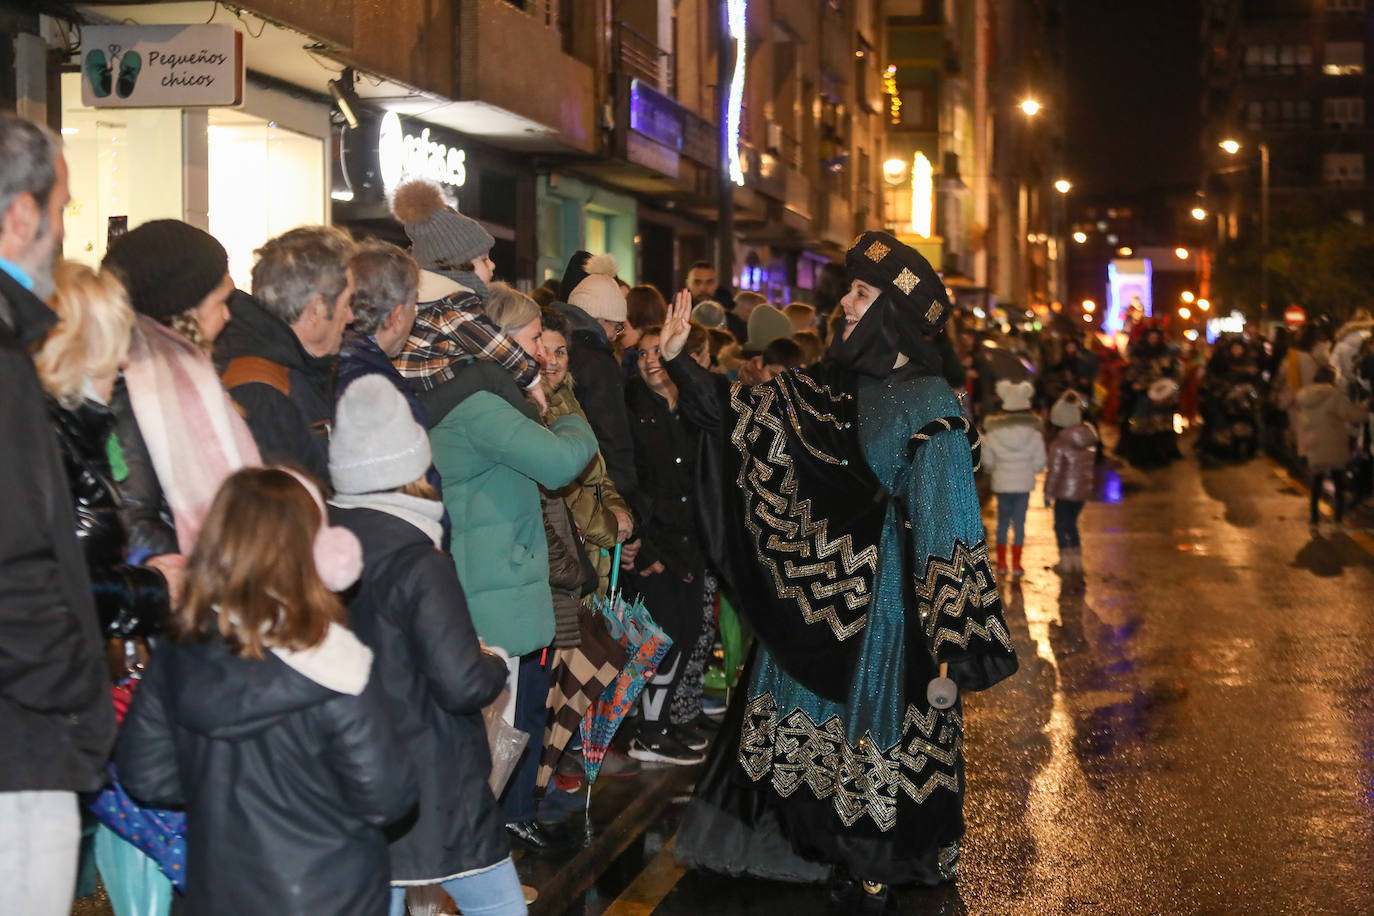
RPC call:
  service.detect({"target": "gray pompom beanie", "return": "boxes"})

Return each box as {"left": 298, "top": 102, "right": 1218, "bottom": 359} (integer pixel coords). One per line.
{"left": 330, "top": 375, "right": 432, "bottom": 495}
{"left": 391, "top": 179, "right": 494, "bottom": 271}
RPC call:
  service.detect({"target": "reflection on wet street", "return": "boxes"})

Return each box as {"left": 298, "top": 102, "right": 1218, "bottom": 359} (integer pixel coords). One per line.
{"left": 579, "top": 452, "right": 1374, "bottom": 915}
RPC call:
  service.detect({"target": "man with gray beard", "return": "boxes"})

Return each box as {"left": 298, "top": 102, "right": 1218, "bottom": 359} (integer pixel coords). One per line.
{"left": 0, "top": 113, "right": 117, "bottom": 915}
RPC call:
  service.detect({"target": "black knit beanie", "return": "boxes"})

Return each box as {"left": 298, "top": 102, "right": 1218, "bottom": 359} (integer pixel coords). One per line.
{"left": 557, "top": 250, "right": 591, "bottom": 304}
{"left": 103, "top": 219, "right": 229, "bottom": 321}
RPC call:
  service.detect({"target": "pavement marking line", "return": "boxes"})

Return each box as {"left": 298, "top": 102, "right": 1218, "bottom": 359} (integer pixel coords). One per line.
{"left": 602, "top": 837, "right": 686, "bottom": 916}
{"left": 1271, "top": 464, "right": 1374, "bottom": 558}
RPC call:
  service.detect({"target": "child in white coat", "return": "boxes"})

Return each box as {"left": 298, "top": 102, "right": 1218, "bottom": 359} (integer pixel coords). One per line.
{"left": 982, "top": 379, "right": 1047, "bottom": 577}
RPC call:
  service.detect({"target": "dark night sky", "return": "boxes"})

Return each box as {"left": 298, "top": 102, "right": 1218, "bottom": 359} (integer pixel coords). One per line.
{"left": 1064, "top": 0, "right": 1205, "bottom": 198}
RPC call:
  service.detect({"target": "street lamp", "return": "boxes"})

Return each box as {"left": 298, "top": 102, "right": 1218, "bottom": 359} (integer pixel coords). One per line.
{"left": 1182, "top": 291, "right": 1195, "bottom": 303}
{"left": 1191, "top": 207, "right": 1207, "bottom": 221}
{"left": 883, "top": 158, "right": 907, "bottom": 182}
{"left": 1175, "top": 247, "right": 1190, "bottom": 260}
{"left": 1179, "top": 306, "right": 1192, "bottom": 320}
{"left": 1117, "top": 246, "right": 1133, "bottom": 256}
{"left": 1082, "top": 299, "right": 1096, "bottom": 313}
{"left": 1198, "top": 298, "right": 1211, "bottom": 311}
{"left": 1073, "top": 231, "right": 1087, "bottom": 243}
{"left": 1218, "top": 138, "right": 1272, "bottom": 317}
{"left": 1055, "top": 179, "right": 1072, "bottom": 194}
{"left": 1020, "top": 98, "right": 1042, "bottom": 117}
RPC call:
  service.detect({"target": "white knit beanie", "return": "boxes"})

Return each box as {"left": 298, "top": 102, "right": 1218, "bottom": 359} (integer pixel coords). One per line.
{"left": 567, "top": 253, "right": 627, "bottom": 323}
{"left": 996, "top": 379, "right": 1035, "bottom": 412}
{"left": 1050, "top": 391, "right": 1084, "bottom": 428}
{"left": 330, "top": 375, "right": 432, "bottom": 495}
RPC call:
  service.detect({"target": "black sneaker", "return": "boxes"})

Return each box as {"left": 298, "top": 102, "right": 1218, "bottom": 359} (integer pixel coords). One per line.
{"left": 627, "top": 727, "right": 706, "bottom": 765}
{"left": 671, "top": 723, "right": 709, "bottom": 751}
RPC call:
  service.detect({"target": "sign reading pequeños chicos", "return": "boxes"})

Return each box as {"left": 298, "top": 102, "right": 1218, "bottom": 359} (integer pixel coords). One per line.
{"left": 80, "top": 25, "right": 245, "bottom": 108}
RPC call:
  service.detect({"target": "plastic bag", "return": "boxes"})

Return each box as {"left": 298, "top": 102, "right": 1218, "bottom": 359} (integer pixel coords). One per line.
{"left": 483, "top": 692, "right": 530, "bottom": 796}
{"left": 405, "top": 884, "right": 454, "bottom": 916}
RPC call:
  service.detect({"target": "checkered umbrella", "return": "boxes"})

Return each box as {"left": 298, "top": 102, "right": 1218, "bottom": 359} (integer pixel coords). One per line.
{"left": 535, "top": 599, "right": 628, "bottom": 795}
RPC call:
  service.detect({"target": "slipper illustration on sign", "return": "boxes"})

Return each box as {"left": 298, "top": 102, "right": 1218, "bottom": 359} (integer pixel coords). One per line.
{"left": 84, "top": 49, "right": 112, "bottom": 98}
{"left": 116, "top": 51, "right": 142, "bottom": 99}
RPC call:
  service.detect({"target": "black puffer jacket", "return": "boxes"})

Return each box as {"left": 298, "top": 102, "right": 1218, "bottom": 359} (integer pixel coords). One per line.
{"left": 556, "top": 301, "right": 638, "bottom": 500}
{"left": 117, "top": 631, "right": 417, "bottom": 915}
{"left": 329, "top": 503, "right": 511, "bottom": 883}
{"left": 624, "top": 377, "right": 703, "bottom": 579}
{"left": 0, "top": 270, "right": 115, "bottom": 793}
{"left": 109, "top": 378, "right": 177, "bottom": 559}
{"left": 214, "top": 290, "right": 334, "bottom": 479}
{"left": 46, "top": 396, "right": 169, "bottom": 639}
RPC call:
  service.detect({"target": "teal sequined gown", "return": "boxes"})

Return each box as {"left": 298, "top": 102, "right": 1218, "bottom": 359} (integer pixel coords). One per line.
{"left": 675, "top": 369, "right": 1016, "bottom": 886}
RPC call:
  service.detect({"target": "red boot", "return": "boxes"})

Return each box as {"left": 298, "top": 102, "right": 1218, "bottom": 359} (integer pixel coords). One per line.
{"left": 996, "top": 543, "right": 1008, "bottom": 576}
{"left": 1011, "top": 545, "right": 1025, "bottom": 579}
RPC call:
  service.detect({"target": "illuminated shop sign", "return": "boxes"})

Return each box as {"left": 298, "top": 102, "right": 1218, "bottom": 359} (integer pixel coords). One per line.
{"left": 378, "top": 111, "right": 466, "bottom": 192}
{"left": 80, "top": 24, "right": 244, "bottom": 108}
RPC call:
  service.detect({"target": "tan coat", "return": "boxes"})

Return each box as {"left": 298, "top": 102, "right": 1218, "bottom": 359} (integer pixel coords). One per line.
{"left": 545, "top": 375, "right": 631, "bottom": 595}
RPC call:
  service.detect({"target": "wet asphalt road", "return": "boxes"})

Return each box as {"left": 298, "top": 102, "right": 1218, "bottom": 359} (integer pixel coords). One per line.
{"left": 73, "top": 448, "right": 1374, "bottom": 916}
{"left": 557, "top": 449, "right": 1374, "bottom": 916}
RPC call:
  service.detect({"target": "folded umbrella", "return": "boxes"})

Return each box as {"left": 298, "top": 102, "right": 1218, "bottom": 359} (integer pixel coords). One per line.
{"left": 580, "top": 544, "right": 672, "bottom": 784}
{"left": 535, "top": 597, "right": 629, "bottom": 795}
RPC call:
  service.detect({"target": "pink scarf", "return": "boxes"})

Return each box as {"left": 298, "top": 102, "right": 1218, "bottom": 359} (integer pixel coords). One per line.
{"left": 122, "top": 314, "right": 260, "bottom": 553}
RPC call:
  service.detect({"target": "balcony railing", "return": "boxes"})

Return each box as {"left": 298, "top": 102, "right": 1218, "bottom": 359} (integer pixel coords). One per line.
{"left": 615, "top": 21, "right": 674, "bottom": 96}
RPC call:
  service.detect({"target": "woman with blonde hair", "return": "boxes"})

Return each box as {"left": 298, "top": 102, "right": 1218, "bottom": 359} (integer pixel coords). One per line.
{"left": 117, "top": 467, "right": 417, "bottom": 915}
{"left": 36, "top": 259, "right": 175, "bottom": 643}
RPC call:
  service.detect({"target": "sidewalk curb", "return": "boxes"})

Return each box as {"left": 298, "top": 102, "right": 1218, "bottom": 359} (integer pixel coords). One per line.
{"left": 527, "top": 767, "right": 696, "bottom": 916}
{"left": 1271, "top": 463, "right": 1374, "bottom": 558}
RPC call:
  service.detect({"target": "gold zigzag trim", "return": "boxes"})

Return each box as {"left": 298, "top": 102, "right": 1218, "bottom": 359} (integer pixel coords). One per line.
{"left": 914, "top": 541, "right": 1014, "bottom": 654}
{"left": 730, "top": 380, "right": 877, "bottom": 641}
{"left": 739, "top": 692, "right": 963, "bottom": 831}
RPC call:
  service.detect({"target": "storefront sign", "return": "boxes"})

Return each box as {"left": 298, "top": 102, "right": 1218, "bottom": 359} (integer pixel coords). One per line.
{"left": 377, "top": 111, "right": 466, "bottom": 191}
{"left": 629, "top": 80, "right": 683, "bottom": 152}
{"left": 80, "top": 25, "right": 244, "bottom": 108}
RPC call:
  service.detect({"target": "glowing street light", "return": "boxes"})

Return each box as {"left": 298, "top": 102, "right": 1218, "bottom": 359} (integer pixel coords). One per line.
{"left": 1117, "top": 246, "right": 1133, "bottom": 256}
{"left": 1181, "top": 291, "right": 1196, "bottom": 303}
{"left": 1020, "top": 98, "right": 1042, "bottom": 117}
{"left": 1191, "top": 207, "right": 1207, "bottom": 221}
{"left": 1179, "top": 306, "right": 1192, "bottom": 320}
{"left": 1219, "top": 139, "right": 1241, "bottom": 155}
{"left": 1175, "top": 247, "right": 1190, "bottom": 260}
{"left": 1072, "top": 231, "right": 1088, "bottom": 244}
{"left": 883, "top": 158, "right": 907, "bottom": 182}
{"left": 1055, "top": 179, "right": 1072, "bottom": 194}
{"left": 1197, "top": 298, "right": 1211, "bottom": 311}
{"left": 1082, "top": 299, "right": 1097, "bottom": 313}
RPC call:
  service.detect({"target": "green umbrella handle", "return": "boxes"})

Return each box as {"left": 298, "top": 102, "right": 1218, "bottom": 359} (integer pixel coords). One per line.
{"left": 609, "top": 542, "right": 622, "bottom": 597}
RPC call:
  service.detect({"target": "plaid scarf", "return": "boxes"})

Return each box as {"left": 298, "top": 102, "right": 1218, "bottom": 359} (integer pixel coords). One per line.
{"left": 394, "top": 289, "right": 539, "bottom": 392}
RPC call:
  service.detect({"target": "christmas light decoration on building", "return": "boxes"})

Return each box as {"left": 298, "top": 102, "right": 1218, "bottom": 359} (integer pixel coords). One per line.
{"left": 726, "top": 0, "right": 748, "bottom": 187}
{"left": 883, "top": 65, "right": 902, "bottom": 125}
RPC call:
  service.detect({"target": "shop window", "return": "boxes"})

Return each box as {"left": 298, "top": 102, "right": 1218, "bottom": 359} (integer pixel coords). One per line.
{"left": 1323, "top": 152, "right": 1365, "bottom": 187}
{"left": 586, "top": 212, "right": 610, "bottom": 256}
{"left": 1324, "top": 97, "right": 1365, "bottom": 126}
{"left": 1324, "top": 42, "right": 1364, "bottom": 75}
{"left": 207, "top": 114, "right": 325, "bottom": 291}
{"left": 59, "top": 73, "right": 183, "bottom": 269}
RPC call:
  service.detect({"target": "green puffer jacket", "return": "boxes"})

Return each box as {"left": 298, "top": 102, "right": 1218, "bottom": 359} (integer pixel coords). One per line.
{"left": 430, "top": 363, "right": 598, "bottom": 657}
